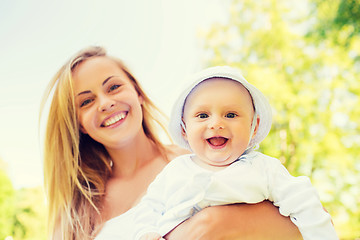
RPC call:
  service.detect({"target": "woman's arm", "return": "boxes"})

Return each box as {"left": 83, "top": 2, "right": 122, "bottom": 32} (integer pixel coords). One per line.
{"left": 165, "top": 201, "right": 302, "bottom": 240}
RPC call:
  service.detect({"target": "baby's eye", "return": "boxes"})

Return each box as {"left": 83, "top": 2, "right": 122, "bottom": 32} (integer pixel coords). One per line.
{"left": 225, "top": 113, "right": 237, "bottom": 118}
{"left": 109, "top": 84, "right": 120, "bottom": 92}
{"left": 80, "top": 99, "right": 93, "bottom": 107}
{"left": 197, "top": 113, "right": 209, "bottom": 119}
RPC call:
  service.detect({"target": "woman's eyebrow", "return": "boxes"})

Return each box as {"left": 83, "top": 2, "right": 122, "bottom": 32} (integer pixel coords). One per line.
{"left": 76, "top": 76, "right": 119, "bottom": 96}
{"left": 76, "top": 90, "right": 91, "bottom": 97}
{"left": 102, "top": 76, "right": 116, "bottom": 86}
{"left": 76, "top": 76, "right": 121, "bottom": 96}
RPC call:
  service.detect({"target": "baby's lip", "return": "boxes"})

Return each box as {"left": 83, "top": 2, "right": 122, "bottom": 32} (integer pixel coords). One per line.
{"left": 206, "top": 136, "right": 228, "bottom": 147}
{"left": 101, "top": 111, "right": 127, "bottom": 127}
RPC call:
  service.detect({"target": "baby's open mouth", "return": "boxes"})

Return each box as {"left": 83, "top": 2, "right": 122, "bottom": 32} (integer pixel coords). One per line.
{"left": 207, "top": 137, "right": 228, "bottom": 147}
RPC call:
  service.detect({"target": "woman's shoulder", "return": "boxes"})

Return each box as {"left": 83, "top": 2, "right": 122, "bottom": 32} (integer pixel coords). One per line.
{"left": 165, "top": 144, "right": 190, "bottom": 161}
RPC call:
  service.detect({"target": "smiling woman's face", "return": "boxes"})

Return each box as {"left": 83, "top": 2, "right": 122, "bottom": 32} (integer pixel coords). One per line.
{"left": 72, "top": 56, "right": 144, "bottom": 149}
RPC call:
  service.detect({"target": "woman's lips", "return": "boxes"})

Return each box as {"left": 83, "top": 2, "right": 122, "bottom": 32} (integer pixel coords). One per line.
{"left": 206, "top": 137, "right": 228, "bottom": 148}
{"left": 101, "top": 111, "right": 127, "bottom": 127}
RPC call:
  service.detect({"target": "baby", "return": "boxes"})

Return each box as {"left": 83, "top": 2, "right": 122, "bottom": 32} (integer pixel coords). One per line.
{"left": 135, "top": 66, "right": 338, "bottom": 240}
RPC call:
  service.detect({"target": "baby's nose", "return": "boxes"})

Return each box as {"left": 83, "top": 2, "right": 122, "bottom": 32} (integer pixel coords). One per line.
{"left": 208, "top": 116, "right": 224, "bottom": 129}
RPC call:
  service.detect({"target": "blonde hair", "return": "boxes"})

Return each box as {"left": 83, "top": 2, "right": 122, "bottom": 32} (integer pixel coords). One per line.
{"left": 41, "top": 46, "right": 170, "bottom": 239}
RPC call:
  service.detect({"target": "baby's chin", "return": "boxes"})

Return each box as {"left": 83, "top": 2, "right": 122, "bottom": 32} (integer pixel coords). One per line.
{"left": 208, "top": 159, "right": 237, "bottom": 167}
{"left": 201, "top": 155, "right": 239, "bottom": 167}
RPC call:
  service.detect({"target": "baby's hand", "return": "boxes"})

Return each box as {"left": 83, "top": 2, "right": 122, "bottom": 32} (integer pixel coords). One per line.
{"left": 139, "top": 232, "right": 164, "bottom": 240}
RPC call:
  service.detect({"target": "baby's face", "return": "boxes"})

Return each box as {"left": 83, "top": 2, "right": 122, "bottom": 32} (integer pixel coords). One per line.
{"left": 182, "top": 78, "right": 257, "bottom": 167}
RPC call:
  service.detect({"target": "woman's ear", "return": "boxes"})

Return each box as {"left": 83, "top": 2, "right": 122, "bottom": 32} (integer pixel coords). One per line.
{"left": 138, "top": 94, "right": 144, "bottom": 105}
{"left": 79, "top": 124, "right": 87, "bottom": 134}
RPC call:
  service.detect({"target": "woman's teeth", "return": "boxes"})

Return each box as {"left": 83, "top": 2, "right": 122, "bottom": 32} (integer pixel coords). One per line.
{"left": 103, "top": 112, "right": 126, "bottom": 127}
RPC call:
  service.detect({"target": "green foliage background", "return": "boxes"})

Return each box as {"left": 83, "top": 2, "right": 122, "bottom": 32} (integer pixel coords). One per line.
{"left": 0, "top": 160, "right": 46, "bottom": 240}
{"left": 0, "top": 167, "right": 15, "bottom": 240}
{"left": 199, "top": 0, "right": 360, "bottom": 238}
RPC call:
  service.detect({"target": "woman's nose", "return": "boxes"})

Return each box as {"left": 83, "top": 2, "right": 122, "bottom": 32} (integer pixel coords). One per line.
{"left": 98, "top": 96, "right": 115, "bottom": 112}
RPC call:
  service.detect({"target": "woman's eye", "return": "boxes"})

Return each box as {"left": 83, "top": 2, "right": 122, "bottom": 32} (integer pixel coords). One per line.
{"left": 80, "top": 99, "right": 93, "bottom": 107}
{"left": 226, "top": 113, "right": 237, "bottom": 118}
{"left": 109, "top": 84, "right": 120, "bottom": 92}
{"left": 197, "top": 113, "right": 209, "bottom": 119}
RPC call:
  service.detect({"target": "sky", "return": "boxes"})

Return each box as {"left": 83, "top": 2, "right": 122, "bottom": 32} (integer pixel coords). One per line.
{"left": 0, "top": 0, "right": 227, "bottom": 189}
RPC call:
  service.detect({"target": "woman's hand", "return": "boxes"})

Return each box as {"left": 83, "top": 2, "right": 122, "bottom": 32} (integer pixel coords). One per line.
{"left": 164, "top": 201, "right": 302, "bottom": 240}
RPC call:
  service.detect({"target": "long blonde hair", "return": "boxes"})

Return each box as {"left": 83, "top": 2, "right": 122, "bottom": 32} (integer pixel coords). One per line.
{"left": 41, "top": 46, "right": 170, "bottom": 239}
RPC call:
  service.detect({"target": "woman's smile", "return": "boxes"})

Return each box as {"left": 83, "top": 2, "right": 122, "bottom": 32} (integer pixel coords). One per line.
{"left": 101, "top": 111, "right": 128, "bottom": 127}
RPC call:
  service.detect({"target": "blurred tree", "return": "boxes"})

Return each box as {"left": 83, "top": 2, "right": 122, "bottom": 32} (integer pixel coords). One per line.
{"left": 309, "top": 0, "right": 360, "bottom": 46}
{"left": 199, "top": 0, "right": 360, "bottom": 238}
{"left": 0, "top": 158, "right": 46, "bottom": 239}
{"left": 12, "top": 187, "right": 47, "bottom": 240}
{"left": 0, "top": 159, "right": 15, "bottom": 239}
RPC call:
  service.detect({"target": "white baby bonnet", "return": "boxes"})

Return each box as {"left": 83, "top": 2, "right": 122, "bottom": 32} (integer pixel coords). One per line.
{"left": 168, "top": 66, "right": 273, "bottom": 151}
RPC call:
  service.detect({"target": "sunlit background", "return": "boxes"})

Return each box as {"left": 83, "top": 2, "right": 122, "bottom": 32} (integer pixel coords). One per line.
{"left": 0, "top": 0, "right": 359, "bottom": 239}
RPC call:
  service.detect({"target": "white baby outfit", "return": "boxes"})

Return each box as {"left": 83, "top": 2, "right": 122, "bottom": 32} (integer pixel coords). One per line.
{"left": 133, "top": 152, "right": 338, "bottom": 240}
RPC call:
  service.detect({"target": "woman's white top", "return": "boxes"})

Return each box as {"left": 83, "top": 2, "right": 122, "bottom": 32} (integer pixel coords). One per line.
{"left": 95, "top": 203, "right": 141, "bottom": 240}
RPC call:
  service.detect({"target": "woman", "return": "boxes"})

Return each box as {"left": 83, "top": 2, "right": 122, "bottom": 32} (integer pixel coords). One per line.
{"left": 41, "top": 46, "right": 302, "bottom": 239}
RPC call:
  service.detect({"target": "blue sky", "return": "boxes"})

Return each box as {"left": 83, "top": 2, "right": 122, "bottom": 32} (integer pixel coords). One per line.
{"left": 0, "top": 0, "right": 226, "bottom": 188}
